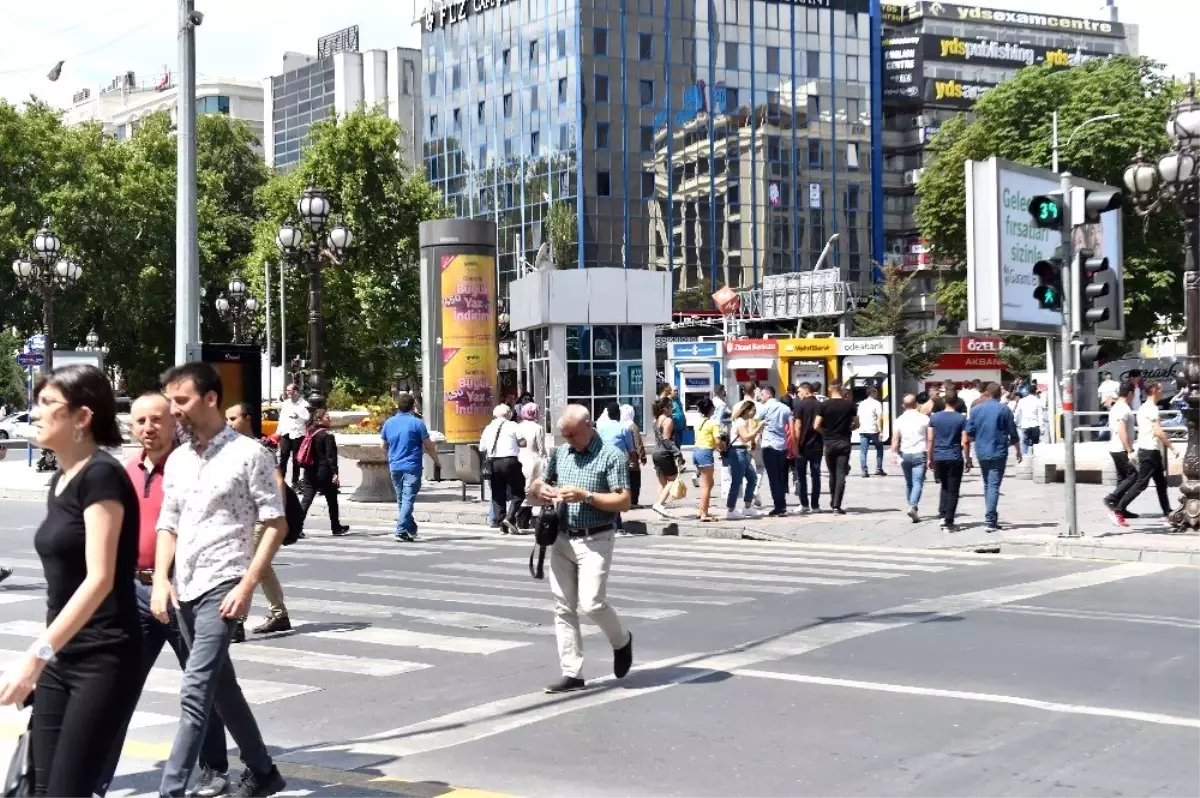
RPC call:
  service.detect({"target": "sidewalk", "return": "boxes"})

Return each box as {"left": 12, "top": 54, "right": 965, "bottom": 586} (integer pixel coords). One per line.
{"left": 2, "top": 452, "right": 1196, "bottom": 565}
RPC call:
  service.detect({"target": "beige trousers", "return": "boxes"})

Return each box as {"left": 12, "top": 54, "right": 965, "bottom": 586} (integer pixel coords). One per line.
{"left": 253, "top": 523, "right": 287, "bottom": 618}
{"left": 548, "top": 529, "right": 628, "bottom": 678}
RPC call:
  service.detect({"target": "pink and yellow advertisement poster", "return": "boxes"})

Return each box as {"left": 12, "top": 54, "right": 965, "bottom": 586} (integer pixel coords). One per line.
{"left": 440, "top": 254, "right": 496, "bottom": 443}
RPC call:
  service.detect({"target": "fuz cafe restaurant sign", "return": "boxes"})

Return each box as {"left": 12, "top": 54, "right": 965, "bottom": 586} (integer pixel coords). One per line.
{"left": 424, "top": 0, "right": 865, "bottom": 30}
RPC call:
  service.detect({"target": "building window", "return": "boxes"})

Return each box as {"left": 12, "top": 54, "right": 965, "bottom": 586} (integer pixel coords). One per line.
{"left": 558, "top": 77, "right": 568, "bottom": 104}
{"left": 639, "top": 79, "right": 653, "bottom": 106}
{"left": 530, "top": 88, "right": 539, "bottom": 112}
{"left": 640, "top": 125, "right": 654, "bottom": 152}
{"left": 452, "top": 108, "right": 461, "bottom": 133}
{"left": 596, "top": 122, "right": 610, "bottom": 149}
{"left": 597, "top": 170, "right": 611, "bottom": 196}
{"left": 502, "top": 48, "right": 511, "bottom": 73}
{"left": 767, "top": 136, "right": 781, "bottom": 162}
{"left": 595, "top": 74, "right": 609, "bottom": 103}
{"left": 478, "top": 144, "right": 487, "bottom": 166}
{"left": 477, "top": 100, "right": 485, "bottom": 123}
{"left": 196, "top": 95, "right": 230, "bottom": 114}
{"left": 531, "top": 131, "right": 540, "bottom": 155}
{"left": 594, "top": 28, "right": 608, "bottom": 56}
{"left": 503, "top": 93, "right": 513, "bottom": 118}
{"left": 452, "top": 65, "right": 462, "bottom": 90}
{"left": 724, "top": 87, "right": 739, "bottom": 113}
{"left": 847, "top": 142, "right": 860, "bottom": 171}
{"left": 725, "top": 42, "right": 738, "bottom": 67}
{"left": 808, "top": 139, "right": 822, "bottom": 168}
{"left": 557, "top": 30, "right": 568, "bottom": 59}
{"left": 806, "top": 50, "right": 820, "bottom": 77}
{"left": 846, "top": 184, "right": 860, "bottom": 210}
{"left": 403, "top": 60, "right": 415, "bottom": 95}
{"left": 428, "top": 72, "right": 437, "bottom": 96}
{"left": 477, "top": 56, "right": 486, "bottom": 84}
{"left": 429, "top": 114, "right": 438, "bottom": 137}
{"left": 728, "top": 223, "right": 741, "bottom": 249}
{"left": 529, "top": 39, "right": 539, "bottom": 67}
{"left": 728, "top": 184, "right": 740, "bottom": 210}
{"left": 505, "top": 137, "right": 514, "bottom": 159}
{"left": 559, "top": 123, "right": 571, "bottom": 150}
{"left": 639, "top": 33, "right": 653, "bottom": 60}
{"left": 641, "top": 171, "right": 655, "bottom": 198}
{"left": 766, "top": 47, "right": 780, "bottom": 74}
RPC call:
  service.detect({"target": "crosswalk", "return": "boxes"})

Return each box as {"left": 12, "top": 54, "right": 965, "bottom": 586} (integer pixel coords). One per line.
{"left": 0, "top": 527, "right": 1008, "bottom": 739}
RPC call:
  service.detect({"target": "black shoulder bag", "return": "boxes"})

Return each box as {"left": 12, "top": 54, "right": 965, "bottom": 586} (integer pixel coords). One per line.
{"left": 481, "top": 421, "right": 504, "bottom": 478}
{"left": 4, "top": 694, "right": 34, "bottom": 797}
{"left": 528, "top": 446, "right": 562, "bottom": 580}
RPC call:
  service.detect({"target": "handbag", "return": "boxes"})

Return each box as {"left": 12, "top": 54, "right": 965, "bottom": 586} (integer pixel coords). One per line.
{"left": 4, "top": 701, "right": 33, "bottom": 798}
{"left": 528, "top": 503, "right": 562, "bottom": 580}
{"left": 481, "top": 421, "right": 504, "bottom": 478}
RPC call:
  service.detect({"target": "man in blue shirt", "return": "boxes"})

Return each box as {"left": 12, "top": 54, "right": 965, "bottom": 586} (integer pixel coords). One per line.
{"left": 381, "top": 394, "right": 440, "bottom": 541}
{"left": 926, "top": 397, "right": 968, "bottom": 531}
{"left": 756, "top": 386, "right": 794, "bottom": 516}
{"left": 965, "top": 382, "right": 1022, "bottom": 532}
{"left": 596, "top": 402, "right": 634, "bottom": 453}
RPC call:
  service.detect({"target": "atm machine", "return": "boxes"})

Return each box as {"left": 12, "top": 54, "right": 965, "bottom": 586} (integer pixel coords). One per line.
{"left": 840, "top": 353, "right": 896, "bottom": 444}
{"left": 666, "top": 341, "right": 722, "bottom": 445}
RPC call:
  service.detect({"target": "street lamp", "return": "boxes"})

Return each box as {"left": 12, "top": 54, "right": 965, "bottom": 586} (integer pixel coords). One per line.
{"left": 75, "top": 328, "right": 109, "bottom": 355}
{"left": 1125, "top": 74, "right": 1200, "bottom": 532}
{"left": 275, "top": 183, "right": 353, "bottom": 407}
{"left": 10, "top": 217, "right": 83, "bottom": 373}
{"left": 215, "top": 275, "right": 261, "bottom": 344}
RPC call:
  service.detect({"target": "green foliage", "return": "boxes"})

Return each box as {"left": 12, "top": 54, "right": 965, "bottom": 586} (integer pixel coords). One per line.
{"left": 852, "top": 264, "right": 945, "bottom": 382}
{"left": 324, "top": 379, "right": 357, "bottom": 411}
{"left": 915, "top": 56, "right": 1185, "bottom": 342}
{"left": 546, "top": 201, "right": 577, "bottom": 267}
{"left": 675, "top": 277, "right": 714, "bottom": 311}
{"left": 0, "top": 331, "right": 26, "bottom": 409}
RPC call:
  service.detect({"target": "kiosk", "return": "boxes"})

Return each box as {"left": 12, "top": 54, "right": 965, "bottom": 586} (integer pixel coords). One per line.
{"left": 666, "top": 341, "right": 723, "bottom": 445}
{"left": 776, "top": 335, "right": 897, "bottom": 442}
{"left": 724, "top": 338, "right": 781, "bottom": 394}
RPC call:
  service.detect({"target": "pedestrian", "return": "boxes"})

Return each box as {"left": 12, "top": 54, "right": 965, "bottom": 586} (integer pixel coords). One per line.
{"left": 275, "top": 383, "right": 309, "bottom": 485}
{"left": 691, "top": 397, "right": 720, "bottom": 522}
{"left": 290, "top": 407, "right": 348, "bottom": 538}
{"left": 814, "top": 384, "right": 855, "bottom": 514}
{"left": 1103, "top": 382, "right": 1141, "bottom": 525}
{"left": 516, "top": 403, "right": 548, "bottom": 530}
{"left": 958, "top": 379, "right": 982, "bottom": 415}
{"left": 619, "top": 404, "right": 646, "bottom": 508}
{"left": 669, "top": 385, "right": 686, "bottom": 448}
{"left": 725, "top": 399, "right": 761, "bottom": 519}
{"left": 480, "top": 404, "right": 526, "bottom": 534}
{"left": 755, "top": 386, "right": 793, "bottom": 517}
{"left": 0, "top": 365, "right": 143, "bottom": 797}
{"left": 381, "top": 393, "right": 439, "bottom": 542}
{"left": 1014, "top": 386, "right": 1045, "bottom": 453}
{"left": 927, "top": 397, "right": 968, "bottom": 532}
{"left": 1114, "top": 381, "right": 1178, "bottom": 524}
{"left": 811, "top": 381, "right": 828, "bottom": 402}
{"left": 855, "top": 386, "right": 886, "bottom": 477}
{"left": 739, "top": 383, "right": 767, "bottom": 509}
{"left": 96, "top": 392, "right": 231, "bottom": 798}
{"left": 224, "top": 403, "right": 294, "bottom": 638}
{"left": 965, "top": 383, "right": 1022, "bottom": 532}
{"left": 1098, "top": 371, "right": 1120, "bottom": 410}
{"left": 792, "top": 382, "right": 823, "bottom": 513}
{"left": 712, "top": 384, "right": 728, "bottom": 426}
{"left": 891, "top": 394, "right": 930, "bottom": 522}
{"left": 942, "top": 381, "right": 968, "bottom": 414}
{"left": 650, "top": 397, "right": 686, "bottom": 516}
{"left": 528, "top": 405, "right": 634, "bottom": 694}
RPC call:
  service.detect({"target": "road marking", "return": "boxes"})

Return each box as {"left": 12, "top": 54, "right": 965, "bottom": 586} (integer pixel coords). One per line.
{"left": 667, "top": 538, "right": 1015, "bottom": 560}
{"left": 273, "top": 549, "right": 373, "bottom": 562}
{"left": 367, "top": 571, "right": 740, "bottom": 605}
{"left": 231, "top": 644, "right": 432, "bottom": 676}
{"left": 731, "top": 669, "right": 1200, "bottom": 729}
{"left": 0, "top": 620, "right": 45, "bottom": 637}
{"left": 289, "top": 579, "right": 686, "bottom": 618}
{"left": 0, "top": 705, "right": 176, "bottom": 730}
{"left": 300, "top": 621, "right": 531, "bottom": 654}
{"left": 296, "top": 562, "right": 1170, "bottom": 761}
{"left": 641, "top": 543, "right": 991, "bottom": 567}
{"left": 0, "top": 593, "right": 38, "bottom": 606}
{"left": 628, "top": 547, "right": 956, "bottom": 572}
{"left": 285, "top": 596, "right": 564, "bottom": 634}
{"left": 427, "top": 563, "right": 808, "bottom": 594}
{"left": 461, "top": 560, "right": 860, "bottom": 587}
{"left": 606, "top": 551, "right": 921, "bottom": 577}
{"left": 987, "top": 605, "right": 1200, "bottom": 629}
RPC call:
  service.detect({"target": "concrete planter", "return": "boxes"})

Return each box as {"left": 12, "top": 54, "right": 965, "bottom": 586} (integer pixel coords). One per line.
{"left": 335, "top": 436, "right": 395, "bottom": 503}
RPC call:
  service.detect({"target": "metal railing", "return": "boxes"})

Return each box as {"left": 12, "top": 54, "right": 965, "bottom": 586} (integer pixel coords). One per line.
{"left": 1072, "top": 409, "right": 1187, "bottom": 442}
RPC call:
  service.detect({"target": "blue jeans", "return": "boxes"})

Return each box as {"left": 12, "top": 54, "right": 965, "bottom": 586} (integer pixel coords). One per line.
{"left": 900, "top": 452, "right": 927, "bottom": 509}
{"left": 793, "top": 450, "right": 822, "bottom": 509}
{"left": 1021, "top": 427, "right": 1041, "bottom": 453}
{"left": 391, "top": 469, "right": 421, "bottom": 536}
{"left": 978, "top": 457, "right": 1007, "bottom": 526}
{"left": 726, "top": 447, "right": 758, "bottom": 510}
{"left": 859, "top": 432, "right": 884, "bottom": 474}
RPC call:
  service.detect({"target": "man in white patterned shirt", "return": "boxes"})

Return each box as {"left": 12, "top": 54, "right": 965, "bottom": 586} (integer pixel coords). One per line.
{"left": 152, "top": 362, "right": 287, "bottom": 798}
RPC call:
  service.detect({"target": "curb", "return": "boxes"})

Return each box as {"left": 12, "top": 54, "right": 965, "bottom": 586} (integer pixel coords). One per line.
{"left": 1000, "top": 538, "right": 1200, "bottom": 566}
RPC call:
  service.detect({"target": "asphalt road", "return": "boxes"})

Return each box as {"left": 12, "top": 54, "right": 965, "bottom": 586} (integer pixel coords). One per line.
{"left": 0, "top": 499, "right": 1196, "bottom": 797}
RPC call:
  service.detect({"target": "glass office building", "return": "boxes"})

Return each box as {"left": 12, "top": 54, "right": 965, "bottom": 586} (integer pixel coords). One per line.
{"left": 421, "top": 0, "right": 883, "bottom": 305}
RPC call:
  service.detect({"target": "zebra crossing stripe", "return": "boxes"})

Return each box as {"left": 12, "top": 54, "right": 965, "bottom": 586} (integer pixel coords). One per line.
{"left": 231, "top": 643, "right": 432, "bottom": 676}
{"left": 0, "top": 593, "right": 39, "bottom": 606}
{"left": 298, "top": 621, "right": 531, "bottom": 654}
{"left": 365, "top": 571, "right": 742, "bottom": 606}
{"left": 597, "top": 550, "right": 926, "bottom": 577}
{"left": 628, "top": 547, "right": 954, "bottom": 572}
{"left": 670, "top": 538, "right": 1007, "bottom": 561}
{"left": 283, "top": 596, "right": 563, "bottom": 634}
{"left": 142, "top": 668, "right": 321, "bottom": 704}
{"left": 432, "top": 562, "right": 831, "bottom": 589}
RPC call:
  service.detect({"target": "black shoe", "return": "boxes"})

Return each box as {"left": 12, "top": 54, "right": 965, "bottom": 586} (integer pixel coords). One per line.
{"left": 1122, "top": 510, "right": 1140, "bottom": 519}
{"left": 252, "top": 616, "right": 292, "bottom": 634}
{"left": 193, "top": 765, "right": 231, "bottom": 797}
{"left": 767, "top": 509, "right": 786, "bottom": 517}
{"left": 875, "top": 470, "right": 887, "bottom": 477}
{"left": 332, "top": 525, "right": 350, "bottom": 536}
{"left": 985, "top": 524, "right": 1000, "bottom": 533}
{"left": 0, "top": 566, "right": 12, "bottom": 585}
{"left": 501, "top": 520, "right": 519, "bottom": 535}
{"left": 833, "top": 508, "right": 847, "bottom": 515}
{"left": 614, "top": 632, "right": 633, "bottom": 679}
{"left": 544, "top": 676, "right": 587, "bottom": 694}
{"left": 395, "top": 532, "right": 414, "bottom": 542}
{"left": 231, "top": 621, "right": 246, "bottom": 644}
{"left": 231, "top": 765, "right": 285, "bottom": 797}
{"left": 861, "top": 472, "right": 870, "bottom": 478}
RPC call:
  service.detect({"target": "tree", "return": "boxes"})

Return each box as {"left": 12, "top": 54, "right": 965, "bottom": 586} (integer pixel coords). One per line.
{"left": 852, "top": 264, "right": 945, "bottom": 382}
{"left": 0, "top": 332, "right": 26, "bottom": 410}
{"left": 915, "top": 56, "right": 1185, "bottom": 342}
{"left": 546, "top": 201, "right": 576, "bottom": 267}
{"left": 249, "top": 108, "right": 448, "bottom": 397}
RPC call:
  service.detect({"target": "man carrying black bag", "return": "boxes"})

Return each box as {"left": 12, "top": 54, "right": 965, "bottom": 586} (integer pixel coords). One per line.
{"left": 527, "top": 404, "right": 634, "bottom": 695}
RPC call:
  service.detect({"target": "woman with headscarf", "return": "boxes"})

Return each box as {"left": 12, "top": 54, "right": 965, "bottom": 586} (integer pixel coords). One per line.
{"left": 620, "top": 404, "right": 646, "bottom": 507}
{"left": 479, "top": 404, "right": 525, "bottom": 533}
{"left": 514, "top": 403, "right": 546, "bottom": 530}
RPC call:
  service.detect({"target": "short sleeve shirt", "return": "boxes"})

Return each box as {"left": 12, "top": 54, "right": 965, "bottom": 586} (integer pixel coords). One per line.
{"left": 381, "top": 412, "right": 430, "bottom": 473}
{"left": 817, "top": 398, "right": 856, "bottom": 445}
{"left": 929, "top": 410, "right": 966, "bottom": 462}
{"left": 695, "top": 418, "right": 719, "bottom": 450}
{"left": 36, "top": 451, "right": 141, "bottom": 654}
{"left": 1108, "top": 403, "right": 1134, "bottom": 453}
{"left": 756, "top": 399, "right": 793, "bottom": 451}
{"left": 544, "top": 434, "right": 630, "bottom": 528}
{"left": 1135, "top": 401, "right": 1162, "bottom": 452}
{"left": 895, "top": 410, "right": 931, "bottom": 455}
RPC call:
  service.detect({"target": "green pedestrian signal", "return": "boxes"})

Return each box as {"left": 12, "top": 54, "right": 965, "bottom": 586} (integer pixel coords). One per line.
{"left": 1032, "top": 258, "right": 1064, "bottom": 311}
{"left": 1028, "top": 193, "right": 1064, "bottom": 230}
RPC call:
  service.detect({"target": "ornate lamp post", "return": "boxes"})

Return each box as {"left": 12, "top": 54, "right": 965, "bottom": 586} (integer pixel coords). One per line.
{"left": 275, "top": 183, "right": 353, "bottom": 407}
{"left": 11, "top": 217, "right": 83, "bottom": 373}
{"left": 215, "top": 275, "right": 261, "bottom": 344}
{"left": 75, "top": 328, "right": 110, "bottom": 355}
{"left": 1125, "top": 75, "right": 1200, "bottom": 532}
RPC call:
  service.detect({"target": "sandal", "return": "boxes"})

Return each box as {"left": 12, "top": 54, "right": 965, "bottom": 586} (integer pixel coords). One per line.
{"left": 698, "top": 514, "right": 720, "bottom": 522}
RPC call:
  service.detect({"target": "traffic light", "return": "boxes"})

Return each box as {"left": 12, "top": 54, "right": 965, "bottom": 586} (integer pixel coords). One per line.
{"left": 1032, "top": 257, "right": 1064, "bottom": 311}
{"left": 1028, "top": 193, "right": 1064, "bottom": 230}
{"left": 1074, "top": 187, "right": 1122, "bottom": 225}
{"left": 1078, "top": 342, "right": 1107, "bottom": 369}
{"left": 1077, "top": 249, "right": 1110, "bottom": 330}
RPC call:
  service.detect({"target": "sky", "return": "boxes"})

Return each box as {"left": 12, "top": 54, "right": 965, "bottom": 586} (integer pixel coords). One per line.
{"left": 0, "top": 0, "right": 1195, "bottom": 108}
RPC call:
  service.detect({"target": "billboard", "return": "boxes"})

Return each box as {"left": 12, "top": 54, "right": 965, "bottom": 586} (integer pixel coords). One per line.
{"left": 913, "top": 2, "right": 1126, "bottom": 38}
{"left": 882, "top": 36, "right": 922, "bottom": 103}
{"left": 925, "top": 36, "right": 1106, "bottom": 70}
{"left": 440, "top": 253, "right": 497, "bottom": 443}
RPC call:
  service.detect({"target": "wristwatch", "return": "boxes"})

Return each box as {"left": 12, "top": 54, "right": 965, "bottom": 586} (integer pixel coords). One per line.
{"left": 583, "top": 491, "right": 595, "bottom": 505}
{"left": 30, "top": 639, "right": 54, "bottom": 662}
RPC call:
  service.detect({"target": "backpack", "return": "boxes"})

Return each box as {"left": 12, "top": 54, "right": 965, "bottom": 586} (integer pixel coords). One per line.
{"left": 295, "top": 429, "right": 317, "bottom": 468}
{"left": 282, "top": 483, "right": 304, "bottom": 546}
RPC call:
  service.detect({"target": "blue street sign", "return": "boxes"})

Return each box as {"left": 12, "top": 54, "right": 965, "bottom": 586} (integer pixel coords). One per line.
{"left": 668, "top": 341, "right": 719, "bottom": 359}
{"left": 16, "top": 352, "right": 44, "bottom": 367}
{"left": 27, "top": 334, "right": 46, "bottom": 351}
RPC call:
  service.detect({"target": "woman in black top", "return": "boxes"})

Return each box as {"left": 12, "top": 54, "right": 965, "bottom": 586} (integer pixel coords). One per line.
{"left": 298, "top": 408, "right": 349, "bottom": 535}
{"left": 0, "top": 364, "right": 143, "bottom": 796}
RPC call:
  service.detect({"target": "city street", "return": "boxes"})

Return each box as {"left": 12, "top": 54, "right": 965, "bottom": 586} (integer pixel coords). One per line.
{"left": 0, "top": 498, "right": 1195, "bottom": 796}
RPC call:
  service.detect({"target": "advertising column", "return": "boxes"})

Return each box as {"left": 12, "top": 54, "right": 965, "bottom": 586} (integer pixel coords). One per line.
{"left": 418, "top": 220, "right": 498, "bottom": 444}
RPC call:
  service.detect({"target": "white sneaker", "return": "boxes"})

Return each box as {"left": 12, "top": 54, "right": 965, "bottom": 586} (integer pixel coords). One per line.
{"left": 752, "top": 496, "right": 763, "bottom": 508}
{"left": 726, "top": 509, "right": 744, "bottom": 520}
{"left": 742, "top": 506, "right": 760, "bottom": 517}
{"left": 799, "top": 506, "right": 811, "bottom": 515}
{"left": 652, "top": 503, "right": 669, "bottom": 518}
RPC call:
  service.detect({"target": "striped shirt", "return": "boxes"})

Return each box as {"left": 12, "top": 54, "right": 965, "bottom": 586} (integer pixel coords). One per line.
{"left": 544, "top": 433, "right": 630, "bottom": 529}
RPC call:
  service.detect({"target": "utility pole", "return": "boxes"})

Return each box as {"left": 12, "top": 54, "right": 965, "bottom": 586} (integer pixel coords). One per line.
{"left": 265, "top": 260, "right": 272, "bottom": 402}
{"left": 174, "top": 0, "right": 200, "bottom": 365}
{"left": 1059, "top": 171, "right": 1079, "bottom": 538}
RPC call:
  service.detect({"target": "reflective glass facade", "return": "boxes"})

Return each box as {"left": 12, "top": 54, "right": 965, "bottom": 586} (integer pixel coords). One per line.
{"left": 422, "top": 0, "right": 883, "bottom": 305}
{"left": 271, "top": 58, "right": 337, "bottom": 169}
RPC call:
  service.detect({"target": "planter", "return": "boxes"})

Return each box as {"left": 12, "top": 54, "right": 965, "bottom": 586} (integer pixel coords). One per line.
{"left": 335, "top": 437, "right": 396, "bottom": 503}
{"left": 328, "top": 411, "right": 369, "bottom": 429}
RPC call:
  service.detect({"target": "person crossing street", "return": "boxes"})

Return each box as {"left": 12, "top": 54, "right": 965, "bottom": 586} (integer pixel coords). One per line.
{"left": 965, "top": 383, "right": 1022, "bottom": 532}
{"left": 275, "top": 384, "right": 309, "bottom": 486}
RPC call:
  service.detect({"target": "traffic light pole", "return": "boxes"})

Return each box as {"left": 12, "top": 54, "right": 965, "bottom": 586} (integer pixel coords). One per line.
{"left": 1059, "top": 172, "right": 1080, "bottom": 538}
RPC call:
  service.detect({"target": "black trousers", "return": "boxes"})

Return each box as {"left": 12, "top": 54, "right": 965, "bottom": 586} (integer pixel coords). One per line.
{"left": 1117, "top": 449, "right": 1172, "bottom": 515}
{"left": 629, "top": 467, "right": 642, "bottom": 507}
{"left": 1105, "top": 451, "right": 1139, "bottom": 508}
{"left": 33, "top": 646, "right": 142, "bottom": 797}
{"left": 761, "top": 447, "right": 789, "bottom": 513}
{"left": 277, "top": 435, "right": 300, "bottom": 483}
{"left": 794, "top": 448, "right": 822, "bottom": 509}
{"left": 489, "top": 456, "right": 525, "bottom": 525}
{"left": 824, "top": 440, "right": 852, "bottom": 510}
{"left": 934, "top": 460, "right": 964, "bottom": 524}
{"left": 299, "top": 473, "right": 342, "bottom": 532}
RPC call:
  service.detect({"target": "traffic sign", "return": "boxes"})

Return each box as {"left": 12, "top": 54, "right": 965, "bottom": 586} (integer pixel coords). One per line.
{"left": 27, "top": 334, "right": 46, "bottom": 351}
{"left": 17, "top": 352, "right": 45, "bottom": 367}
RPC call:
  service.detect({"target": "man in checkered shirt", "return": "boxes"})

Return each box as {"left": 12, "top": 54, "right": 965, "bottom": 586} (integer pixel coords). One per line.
{"left": 529, "top": 404, "right": 634, "bottom": 694}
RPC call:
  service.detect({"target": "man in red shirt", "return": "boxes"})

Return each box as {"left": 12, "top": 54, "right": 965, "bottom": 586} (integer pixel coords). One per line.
{"left": 95, "top": 392, "right": 231, "bottom": 797}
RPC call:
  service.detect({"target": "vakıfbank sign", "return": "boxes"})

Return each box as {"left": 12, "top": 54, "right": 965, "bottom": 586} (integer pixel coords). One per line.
{"left": 914, "top": 2, "right": 1125, "bottom": 37}
{"left": 927, "top": 36, "right": 1106, "bottom": 69}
